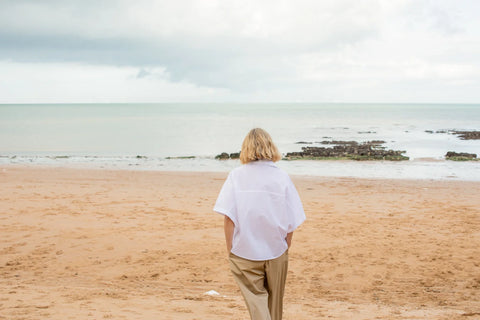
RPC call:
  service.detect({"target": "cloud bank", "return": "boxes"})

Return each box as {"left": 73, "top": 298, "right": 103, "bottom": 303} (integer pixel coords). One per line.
{"left": 0, "top": 0, "right": 479, "bottom": 103}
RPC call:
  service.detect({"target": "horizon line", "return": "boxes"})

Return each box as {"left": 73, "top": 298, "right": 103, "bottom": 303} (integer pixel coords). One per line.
{"left": 1, "top": 101, "right": 479, "bottom": 105}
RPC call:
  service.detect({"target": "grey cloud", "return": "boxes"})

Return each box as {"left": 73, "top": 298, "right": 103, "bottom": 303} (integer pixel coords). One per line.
{"left": 0, "top": 30, "right": 380, "bottom": 92}
{"left": 136, "top": 68, "right": 150, "bottom": 79}
{"left": 0, "top": 1, "right": 381, "bottom": 91}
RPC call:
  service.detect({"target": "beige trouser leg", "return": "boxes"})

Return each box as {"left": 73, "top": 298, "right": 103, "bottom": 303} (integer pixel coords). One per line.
{"left": 229, "top": 251, "right": 289, "bottom": 320}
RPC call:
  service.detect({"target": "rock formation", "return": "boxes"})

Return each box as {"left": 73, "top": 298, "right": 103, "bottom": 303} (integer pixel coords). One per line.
{"left": 451, "top": 131, "right": 480, "bottom": 140}
{"left": 284, "top": 141, "right": 408, "bottom": 161}
{"left": 445, "top": 151, "right": 478, "bottom": 161}
{"left": 215, "top": 152, "right": 240, "bottom": 160}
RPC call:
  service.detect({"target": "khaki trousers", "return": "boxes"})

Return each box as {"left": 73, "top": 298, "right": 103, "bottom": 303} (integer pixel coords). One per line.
{"left": 229, "top": 251, "right": 288, "bottom": 320}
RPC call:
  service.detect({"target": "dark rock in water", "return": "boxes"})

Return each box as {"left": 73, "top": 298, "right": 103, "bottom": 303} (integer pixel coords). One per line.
{"left": 320, "top": 140, "right": 358, "bottom": 145}
{"left": 166, "top": 156, "right": 195, "bottom": 159}
{"left": 285, "top": 140, "right": 408, "bottom": 161}
{"left": 214, "top": 151, "right": 241, "bottom": 160}
{"left": 451, "top": 131, "right": 480, "bottom": 140}
{"left": 295, "top": 141, "right": 313, "bottom": 144}
{"left": 215, "top": 152, "right": 232, "bottom": 160}
{"left": 428, "top": 129, "right": 480, "bottom": 139}
{"left": 368, "top": 140, "right": 386, "bottom": 145}
{"left": 320, "top": 140, "right": 385, "bottom": 146}
{"left": 136, "top": 155, "right": 147, "bottom": 159}
{"left": 445, "top": 151, "right": 477, "bottom": 161}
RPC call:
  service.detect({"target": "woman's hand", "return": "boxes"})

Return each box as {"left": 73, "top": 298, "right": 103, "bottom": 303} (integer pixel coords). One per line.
{"left": 286, "top": 232, "right": 293, "bottom": 249}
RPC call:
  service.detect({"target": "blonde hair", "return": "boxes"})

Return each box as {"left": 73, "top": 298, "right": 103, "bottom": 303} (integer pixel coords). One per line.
{"left": 240, "top": 128, "right": 282, "bottom": 164}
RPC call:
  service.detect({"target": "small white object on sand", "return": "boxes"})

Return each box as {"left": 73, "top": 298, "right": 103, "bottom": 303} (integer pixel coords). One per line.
{"left": 204, "top": 290, "right": 220, "bottom": 296}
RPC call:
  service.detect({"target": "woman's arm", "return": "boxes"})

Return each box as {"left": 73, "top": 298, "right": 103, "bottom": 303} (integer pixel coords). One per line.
{"left": 286, "top": 232, "right": 293, "bottom": 248}
{"left": 224, "top": 216, "right": 234, "bottom": 253}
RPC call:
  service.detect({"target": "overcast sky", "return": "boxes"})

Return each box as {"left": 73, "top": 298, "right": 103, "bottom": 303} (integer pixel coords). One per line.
{"left": 0, "top": 0, "right": 479, "bottom": 103}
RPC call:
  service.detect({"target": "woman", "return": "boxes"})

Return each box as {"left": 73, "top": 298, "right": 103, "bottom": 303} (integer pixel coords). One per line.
{"left": 214, "top": 128, "right": 306, "bottom": 320}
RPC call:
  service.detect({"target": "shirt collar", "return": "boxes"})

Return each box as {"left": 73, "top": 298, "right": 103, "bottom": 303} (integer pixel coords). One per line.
{"left": 248, "top": 160, "right": 277, "bottom": 168}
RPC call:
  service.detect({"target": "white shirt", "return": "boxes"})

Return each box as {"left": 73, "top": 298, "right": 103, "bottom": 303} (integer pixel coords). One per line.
{"left": 214, "top": 160, "right": 306, "bottom": 261}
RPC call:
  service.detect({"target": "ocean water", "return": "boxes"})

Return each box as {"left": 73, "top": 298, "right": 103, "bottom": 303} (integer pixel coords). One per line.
{"left": 1, "top": 103, "right": 479, "bottom": 180}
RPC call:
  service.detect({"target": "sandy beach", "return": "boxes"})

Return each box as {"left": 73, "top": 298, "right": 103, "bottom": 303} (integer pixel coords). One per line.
{"left": 0, "top": 165, "right": 479, "bottom": 320}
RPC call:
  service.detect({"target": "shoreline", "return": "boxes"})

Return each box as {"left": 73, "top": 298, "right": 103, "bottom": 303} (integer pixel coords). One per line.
{"left": 2, "top": 158, "right": 480, "bottom": 182}
{"left": 3, "top": 162, "right": 480, "bottom": 184}
{"left": 1, "top": 166, "right": 479, "bottom": 319}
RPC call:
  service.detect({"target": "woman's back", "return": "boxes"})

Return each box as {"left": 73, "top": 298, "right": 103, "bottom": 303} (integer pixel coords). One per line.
{"left": 215, "top": 160, "right": 304, "bottom": 261}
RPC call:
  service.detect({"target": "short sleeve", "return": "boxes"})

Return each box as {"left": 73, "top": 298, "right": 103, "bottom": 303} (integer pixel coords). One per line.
{"left": 213, "top": 172, "right": 237, "bottom": 224}
{"left": 285, "top": 179, "right": 306, "bottom": 233}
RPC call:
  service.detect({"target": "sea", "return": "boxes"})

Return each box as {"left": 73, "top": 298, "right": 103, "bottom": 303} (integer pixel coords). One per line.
{"left": 1, "top": 103, "right": 480, "bottom": 181}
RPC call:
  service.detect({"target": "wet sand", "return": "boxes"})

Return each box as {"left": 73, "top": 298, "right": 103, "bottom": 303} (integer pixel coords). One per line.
{"left": 0, "top": 166, "right": 479, "bottom": 319}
